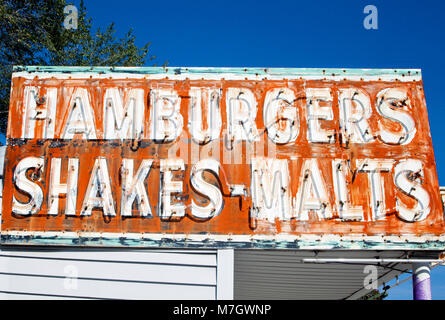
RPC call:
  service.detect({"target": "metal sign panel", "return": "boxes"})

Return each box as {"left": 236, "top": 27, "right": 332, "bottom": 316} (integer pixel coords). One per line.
{"left": 2, "top": 66, "right": 444, "bottom": 249}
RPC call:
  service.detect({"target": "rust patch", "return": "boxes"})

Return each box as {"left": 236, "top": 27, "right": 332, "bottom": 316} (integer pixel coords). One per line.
{"left": 2, "top": 69, "right": 444, "bottom": 247}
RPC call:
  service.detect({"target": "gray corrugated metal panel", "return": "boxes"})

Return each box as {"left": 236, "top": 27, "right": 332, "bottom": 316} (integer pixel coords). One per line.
{"left": 237, "top": 287, "right": 363, "bottom": 295}
{"left": 236, "top": 271, "right": 377, "bottom": 279}
{"left": 0, "top": 247, "right": 218, "bottom": 300}
{"left": 235, "top": 279, "right": 373, "bottom": 289}
{"left": 234, "top": 250, "right": 417, "bottom": 300}
{"left": 236, "top": 291, "right": 358, "bottom": 299}
{"left": 235, "top": 273, "right": 372, "bottom": 285}
{"left": 239, "top": 295, "right": 345, "bottom": 300}
{"left": 235, "top": 249, "right": 419, "bottom": 259}
{"left": 235, "top": 276, "right": 372, "bottom": 284}
{"left": 235, "top": 267, "right": 403, "bottom": 275}
{"left": 236, "top": 282, "right": 364, "bottom": 290}
{"left": 235, "top": 288, "right": 353, "bottom": 299}
{"left": 236, "top": 264, "right": 378, "bottom": 272}
{"left": 236, "top": 271, "right": 378, "bottom": 278}
{"left": 235, "top": 261, "right": 385, "bottom": 269}
{"left": 235, "top": 265, "right": 390, "bottom": 274}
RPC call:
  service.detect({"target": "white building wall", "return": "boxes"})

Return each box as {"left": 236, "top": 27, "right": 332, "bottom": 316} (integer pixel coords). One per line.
{"left": 0, "top": 248, "right": 227, "bottom": 299}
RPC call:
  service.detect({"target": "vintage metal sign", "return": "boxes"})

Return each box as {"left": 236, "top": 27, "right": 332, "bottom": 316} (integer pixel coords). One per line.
{"left": 1, "top": 66, "right": 444, "bottom": 249}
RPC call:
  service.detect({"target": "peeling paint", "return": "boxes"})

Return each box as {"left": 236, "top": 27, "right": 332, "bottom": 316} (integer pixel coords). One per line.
{"left": 1, "top": 67, "right": 443, "bottom": 249}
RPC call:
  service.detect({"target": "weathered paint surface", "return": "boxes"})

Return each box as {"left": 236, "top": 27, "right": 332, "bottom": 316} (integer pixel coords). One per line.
{"left": 1, "top": 66, "right": 444, "bottom": 249}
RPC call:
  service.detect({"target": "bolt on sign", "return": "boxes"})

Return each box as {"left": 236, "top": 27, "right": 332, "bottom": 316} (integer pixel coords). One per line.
{"left": 2, "top": 66, "right": 445, "bottom": 249}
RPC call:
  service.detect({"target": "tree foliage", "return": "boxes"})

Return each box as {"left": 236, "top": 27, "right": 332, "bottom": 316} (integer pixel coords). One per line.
{"left": 0, "top": 0, "right": 157, "bottom": 134}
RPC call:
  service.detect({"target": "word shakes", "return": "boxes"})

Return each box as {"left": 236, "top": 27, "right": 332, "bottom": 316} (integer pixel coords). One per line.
{"left": 2, "top": 67, "right": 443, "bottom": 247}
{"left": 9, "top": 155, "right": 433, "bottom": 224}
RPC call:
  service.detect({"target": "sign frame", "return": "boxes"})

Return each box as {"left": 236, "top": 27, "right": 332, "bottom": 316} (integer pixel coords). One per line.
{"left": 2, "top": 66, "right": 444, "bottom": 250}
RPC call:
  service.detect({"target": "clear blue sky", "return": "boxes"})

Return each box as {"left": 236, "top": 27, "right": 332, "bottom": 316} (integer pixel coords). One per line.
{"left": 82, "top": 0, "right": 445, "bottom": 300}
{"left": 9, "top": 0, "right": 445, "bottom": 299}
{"left": 83, "top": 0, "right": 445, "bottom": 181}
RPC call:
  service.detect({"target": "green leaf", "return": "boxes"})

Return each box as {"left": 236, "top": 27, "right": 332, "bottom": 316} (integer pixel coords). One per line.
{"left": 0, "top": 0, "right": 161, "bottom": 134}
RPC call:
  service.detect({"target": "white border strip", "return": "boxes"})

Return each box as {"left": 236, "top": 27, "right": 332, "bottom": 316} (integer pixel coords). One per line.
{"left": 11, "top": 72, "right": 422, "bottom": 82}
{"left": 2, "top": 230, "right": 445, "bottom": 244}
{"left": 216, "top": 249, "right": 234, "bottom": 300}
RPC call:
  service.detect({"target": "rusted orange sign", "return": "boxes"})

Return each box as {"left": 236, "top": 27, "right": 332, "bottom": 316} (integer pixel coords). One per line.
{"left": 1, "top": 66, "right": 444, "bottom": 249}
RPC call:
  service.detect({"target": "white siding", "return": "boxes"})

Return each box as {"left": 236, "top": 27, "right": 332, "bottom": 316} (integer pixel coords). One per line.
{"left": 0, "top": 247, "right": 220, "bottom": 299}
